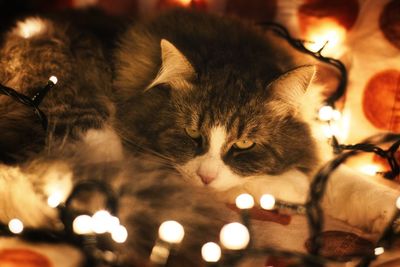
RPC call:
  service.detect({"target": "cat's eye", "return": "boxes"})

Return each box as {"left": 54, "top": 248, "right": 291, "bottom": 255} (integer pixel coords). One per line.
{"left": 185, "top": 127, "right": 201, "bottom": 139}
{"left": 233, "top": 140, "right": 255, "bottom": 150}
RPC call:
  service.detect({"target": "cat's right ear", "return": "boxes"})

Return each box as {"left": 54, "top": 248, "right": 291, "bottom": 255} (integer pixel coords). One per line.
{"left": 146, "top": 39, "right": 195, "bottom": 90}
{"left": 266, "top": 65, "right": 316, "bottom": 115}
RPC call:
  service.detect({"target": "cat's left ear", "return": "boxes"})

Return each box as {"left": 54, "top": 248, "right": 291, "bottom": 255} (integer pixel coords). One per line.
{"left": 147, "top": 39, "right": 195, "bottom": 90}
{"left": 267, "top": 65, "right": 316, "bottom": 112}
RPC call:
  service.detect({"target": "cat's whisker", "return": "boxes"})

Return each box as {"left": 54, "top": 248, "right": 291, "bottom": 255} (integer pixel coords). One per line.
{"left": 119, "top": 144, "right": 178, "bottom": 171}
{"left": 117, "top": 131, "right": 176, "bottom": 165}
{"left": 173, "top": 165, "right": 200, "bottom": 185}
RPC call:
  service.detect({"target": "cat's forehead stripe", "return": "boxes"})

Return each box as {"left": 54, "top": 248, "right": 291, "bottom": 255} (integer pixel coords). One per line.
{"left": 209, "top": 126, "right": 227, "bottom": 157}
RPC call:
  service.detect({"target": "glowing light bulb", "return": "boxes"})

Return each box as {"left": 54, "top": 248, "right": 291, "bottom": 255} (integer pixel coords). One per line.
{"left": 106, "top": 216, "right": 121, "bottom": 233}
{"left": 92, "top": 210, "right": 112, "bottom": 234}
{"left": 359, "top": 164, "right": 379, "bottom": 176}
{"left": 47, "top": 190, "right": 62, "bottom": 208}
{"left": 158, "top": 220, "right": 185, "bottom": 244}
{"left": 374, "top": 247, "right": 384, "bottom": 256}
{"left": 150, "top": 244, "right": 170, "bottom": 264}
{"left": 260, "top": 194, "right": 276, "bottom": 210}
{"left": 396, "top": 197, "right": 400, "bottom": 210}
{"left": 8, "top": 218, "right": 24, "bottom": 234}
{"left": 17, "top": 18, "right": 46, "bottom": 39}
{"left": 177, "top": 0, "right": 192, "bottom": 6}
{"left": 304, "top": 20, "right": 346, "bottom": 57}
{"left": 219, "top": 222, "right": 250, "bottom": 250}
{"left": 201, "top": 242, "right": 221, "bottom": 262}
{"left": 73, "top": 215, "right": 93, "bottom": 235}
{"left": 49, "top": 76, "right": 58, "bottom": 84}
{"left": 321, "top": 124, "right": 333, "bottom": 138}
{"left": 318, "top": 105, "right": 334, "bottom": 121}
{"left": 111, "top": 225, "right": 128, "bottom": 243}
{"left": 235, "top": 193, "right": 255, "bottom": 209}
{"left": 321, "top": 123, "right": 340, "bottom": 138}
{"left": 332, "top": 110, "right": 341, "bottom": 121}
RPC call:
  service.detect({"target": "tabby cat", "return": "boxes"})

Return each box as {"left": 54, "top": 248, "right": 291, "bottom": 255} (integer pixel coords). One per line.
{"left": 0, "top": 9, "right": 398, "bottom": 266}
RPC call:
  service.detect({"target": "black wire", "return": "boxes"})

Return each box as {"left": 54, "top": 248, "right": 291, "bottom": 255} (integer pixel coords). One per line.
{"left": 258, "top": 22, "right": 348, "bottom": 107}
{"left": 0, "top": 82, "right": 51, "bottom": 129}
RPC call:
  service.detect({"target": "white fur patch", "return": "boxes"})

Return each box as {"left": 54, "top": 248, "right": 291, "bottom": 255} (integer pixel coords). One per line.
{"left": 0, "top": 165, "right": 57, "bottom": 227}
{"left": 208, "top": 126, "right": 226, "bottom": 157}
{"left": 223, "top": 169, "right": 311, "bottom": 205}
{"left": 83, "top": 126, "right": 123, "bottom": 163}
{"left": 178, "top": 126, "right": 244, "bottom": 190}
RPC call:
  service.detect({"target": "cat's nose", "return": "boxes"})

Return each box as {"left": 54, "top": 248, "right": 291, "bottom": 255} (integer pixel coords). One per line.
{"left": 198, "top": 173, "right": 215, "bottom": 185}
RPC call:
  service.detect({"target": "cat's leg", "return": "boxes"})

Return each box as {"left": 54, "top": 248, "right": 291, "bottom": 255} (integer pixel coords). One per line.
{"left": 323, "top": 165, "right": 400, "bottom": 233}
{"left": 223, "top": 169, "right": 311, "bottom": 205}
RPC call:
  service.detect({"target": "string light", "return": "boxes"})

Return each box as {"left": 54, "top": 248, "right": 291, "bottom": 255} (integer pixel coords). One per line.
{"left": 0, "top": 77, "right": 55, "bottom": 129}
{"left": 235, "top": 193, "right": 255, "bottom": 209}
{"left": 92, "top": 210, "right": 113, "bottom": 234}
{"left": 150, "top": 244, "right": 170, "bottom": 265}
{"left": 72, "top": 215, "right": 93, "bottom": 235}
{"left": 332, "top": 109, "right": 341, "bottom": 121}
{"left": 219, "top": 222, "right": 250, "bottom": 250}
{"left": 201, "top": 242, "right": 222, "bottom": 263}
{"left": 31, "top": 75, "right": 58, "bottom": 106}
{"left": 374, "top": 247, "right": 385, "bottom": 256}
{"left": 318, "top": 105, "right": 334, "bottom": 121}
{"left": 396, "top": 197, "right": 400, "bottom": 210}
{"left": 158, "top": 220, "right": 185, "bottom": 244}
{"left": 47, "top": 190, "right": 63, "bottom": 208}
{"left": 8, "top": 218, "right": 24, "bottom": 234}
{"left": 321, "top": 123, "right": 341, "bottom": 139}
{"left": 260, "top": 194, "right": 276, "bottom": 210}
{"left": 303, "top": 19, "right": 346, "bottom": 57}
{"left": 49, "top": 75, "right": 58, "bottom": 85}
{"left": 111, "top": 225, "right": 128, "bottom": 243}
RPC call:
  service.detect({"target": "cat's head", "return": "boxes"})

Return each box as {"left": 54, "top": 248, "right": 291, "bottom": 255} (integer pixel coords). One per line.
{"left": 120, "top": 39, "right": 319, "bottom": 191}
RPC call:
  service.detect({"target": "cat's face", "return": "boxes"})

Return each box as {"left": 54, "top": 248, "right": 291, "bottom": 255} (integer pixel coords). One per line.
{"left": 144, "top": 40, "right": 319, "bottom": 191}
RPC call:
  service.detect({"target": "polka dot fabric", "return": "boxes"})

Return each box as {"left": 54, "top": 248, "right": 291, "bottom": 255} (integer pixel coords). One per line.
{"left": 270, "top": 0, "right": 400, "bottom": 144}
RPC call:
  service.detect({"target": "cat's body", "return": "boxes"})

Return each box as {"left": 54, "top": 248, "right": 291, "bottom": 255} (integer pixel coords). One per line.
{"left": 0, "top": 9, "right": 399, "bottom": 266}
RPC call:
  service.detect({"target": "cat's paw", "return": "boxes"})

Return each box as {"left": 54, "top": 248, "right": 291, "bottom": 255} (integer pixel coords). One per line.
{"left": 368, "top": 190, "right": 399, "bottom": 233}
{"left": 328, "top": 187, "right": 399, "bottom": 234}
{"left": 240, "top": 169, "right": 310, "bottom": 204}
{"left": 323, "top": 166, "right": 400, "bottom": 234}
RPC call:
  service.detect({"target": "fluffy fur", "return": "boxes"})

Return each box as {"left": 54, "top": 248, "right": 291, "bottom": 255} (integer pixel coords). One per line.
{"left": 0, "top": 9, "right": 399, "bottom": 266}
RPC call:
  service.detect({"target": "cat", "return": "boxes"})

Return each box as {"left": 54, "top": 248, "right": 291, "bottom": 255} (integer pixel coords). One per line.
{"left": 0, "top": 8, "right": 399, "bottom": 266}
{"left": 112, "top": 9, "right": 399, "bottom": 233}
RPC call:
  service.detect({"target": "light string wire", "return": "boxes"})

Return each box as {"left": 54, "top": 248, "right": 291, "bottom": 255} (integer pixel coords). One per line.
{"left": 0, "top": 22, "right": 399, "bottom": 267}
{"left": 0, "top": 77, "right": 56, "bottom": 129}
{"left": 257, "top": 22, "right": 400, "bottom": 266}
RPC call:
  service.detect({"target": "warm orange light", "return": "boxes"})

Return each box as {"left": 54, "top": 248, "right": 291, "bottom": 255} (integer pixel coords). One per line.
{"left": 358, "top": 164, "right": 380, "bottom": 176}
{"left": 177, "top": 0, "right": 192, "bottom": 6}
{"left": 17, "top": 18, "right": 46, "bottom": 39}
{"left": 304, "top": 19, "right": 346, "bottom": 57}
